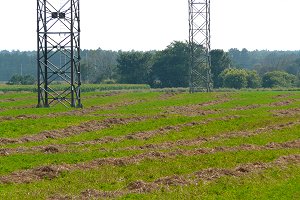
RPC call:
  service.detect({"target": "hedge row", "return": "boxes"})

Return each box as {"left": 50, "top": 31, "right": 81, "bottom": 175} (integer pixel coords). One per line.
{"left": 0, "top": 84, "right": 150, "bottom": 93}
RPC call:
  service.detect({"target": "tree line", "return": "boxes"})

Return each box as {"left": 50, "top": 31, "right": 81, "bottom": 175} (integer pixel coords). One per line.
{"left": 1, "top": 42, "right": 300, "bottom": 88}
{"left": 115, "top": 42, "right": 300, "bottom": 88}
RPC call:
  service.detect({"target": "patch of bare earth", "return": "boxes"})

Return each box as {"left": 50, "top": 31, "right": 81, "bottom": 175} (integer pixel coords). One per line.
{"left": 57, "top": 154, "right": 300, "bottom": 200}
{"left": 1, "top": 140, "right": 299, "bottom": 185}
{"left": 0, "top": 98, "right": 17, "bottom": 103}
{"left": 0, "top": 165, "right": 71, "bottom": 184}
{"left": 0, "top": 145, "right": 65, "bottom": 156}
{"left": 272, "top": 93, "right": 294, "bottom": 99}
{"left": 273, "top": 108, "right": 300, "bottom": 117}
{"left": 0, "top": 104, "right": 36, "bottom": 113}
{"left": 85, "top": 91, "right": 121, "bottom": 99}
{"left": 231, "top": 104, "right": 261, "bottom": 111}
{"left": 158, "top": 92, "right": 180, "bottom": 100}
{"left": 269, "top": 99, "right": 295, "bottom": 107}
{"left": 0, "top": 96, "right": 35, "bottom": 103}
{"left": 164, "top": 96, "right": 231, "bottom": 116}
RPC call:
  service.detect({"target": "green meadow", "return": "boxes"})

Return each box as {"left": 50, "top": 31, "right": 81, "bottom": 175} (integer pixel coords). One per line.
{"left": 0, "top": 88, "right": 299, "bottom": 199}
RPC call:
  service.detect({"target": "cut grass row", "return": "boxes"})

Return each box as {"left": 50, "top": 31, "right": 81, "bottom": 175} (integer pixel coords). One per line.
{"left": 0, "top": 113, "right": 298, "bottom": 177}
{"left": 0, "top": 149, "right": 299, "bottom": 199}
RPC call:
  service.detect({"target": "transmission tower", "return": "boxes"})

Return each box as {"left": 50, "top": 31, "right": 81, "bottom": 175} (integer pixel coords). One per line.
{"left": 37, "top": 0, "right": 82, "bottom": 107}
{"left": 188, "top": 0, "right": 212, "bottom": 92}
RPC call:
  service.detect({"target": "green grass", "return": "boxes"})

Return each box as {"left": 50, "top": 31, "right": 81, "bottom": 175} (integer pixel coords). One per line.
{"left": 0, "top": 90, "right": 299, "bottom": 199}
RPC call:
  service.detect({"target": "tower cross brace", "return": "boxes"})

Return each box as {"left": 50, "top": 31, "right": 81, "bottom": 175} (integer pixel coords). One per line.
{"left": 37, "top": 0, "right": 82, "bottom": 107}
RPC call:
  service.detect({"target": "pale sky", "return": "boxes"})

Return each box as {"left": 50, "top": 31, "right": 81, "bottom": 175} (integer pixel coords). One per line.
{"left": 0, "top": 0, "right": 300, "bottom": 51}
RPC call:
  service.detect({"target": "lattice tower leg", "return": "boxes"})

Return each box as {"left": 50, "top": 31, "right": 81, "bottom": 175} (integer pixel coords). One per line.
{"left": 37, "top": 0, "right": 82, "bottom": 107}
{"left": 188, "top": 0, "right": 213, "bottom": 92}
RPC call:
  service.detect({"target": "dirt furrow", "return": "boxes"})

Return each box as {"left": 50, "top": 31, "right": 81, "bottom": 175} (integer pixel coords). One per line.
{"left": 49, "top": 154, "right": 300, "bottom": 200}
{"left": 268, "top": 99, "right": 296, "bottom": 107}
{"left": 84, "top": 91, "right": 122, "bottom": 99}
{"left": 0, "top": 93, "right": 230, "bottom": 123}
{"left": 164, "top": 97, "right": 231, "bottom": 116}
{"left": 0, "top": 92, "right": 120, "bottom": 114}
{"left": 273, "top": 107, "right": 300, "bottom": 117}
{"left": 231, "top": 104, "right": 261, "bottom": 111}
{"left": 121, "top": 119, "right": 300, "bottom": 151}
{"left": 0, "top": 99, "right": 143, "bottom": 122}
{"left": 0, "top": 95, "right": 35, "bottom": 103}
{"left": 2, "top": 116, "right": 298, "bottom": 156}
{"left": 231, "top": 98, "right": 297, "bottom": 111}
{"left": 0, "top": 104, "right": 37, "bottom": 113}
{"left": 158, "top": 92, "right": 180, "bottom": 100}
{"left": 0, "top": 115, "right": 160, "bottom": 146}
{"left": 1, "top": 140, "right": 299, "bottom": 185}
{"left": 272, "top": 93, "right": 294, "bottom": 99}
{"left": 0, "top": 115, "right": 239, "bottom": 156}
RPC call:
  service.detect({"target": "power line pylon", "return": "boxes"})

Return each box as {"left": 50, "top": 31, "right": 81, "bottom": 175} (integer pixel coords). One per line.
{"left": 37, "top": 0, "right": 82, "bottom": 107}
{"left": 188, "top": 0, "right": 213, "bottom": 92}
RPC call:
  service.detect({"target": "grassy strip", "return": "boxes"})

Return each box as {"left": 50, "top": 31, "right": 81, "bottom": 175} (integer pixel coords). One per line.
{"left": 0, "top": 91, "right": 150, "bottom": 116}
{"left": 0, "top": 115, "right": 102, "bottom": 138}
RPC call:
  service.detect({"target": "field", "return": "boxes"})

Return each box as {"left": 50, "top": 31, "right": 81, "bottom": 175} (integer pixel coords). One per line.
{"left": 0, "top": 89, "right": 300, "bottom": 199}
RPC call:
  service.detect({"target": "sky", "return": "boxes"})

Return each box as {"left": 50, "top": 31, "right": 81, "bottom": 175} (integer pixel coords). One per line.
{"left": 0, "top": 0, "right": 300, "bottom": 51}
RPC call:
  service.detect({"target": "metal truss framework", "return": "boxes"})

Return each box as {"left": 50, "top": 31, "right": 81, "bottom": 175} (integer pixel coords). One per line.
{"left": 188, "top": 0, "right": 212, "bottom": 92}
{"left": 37, "top": 0, "right": 82, "bottom": 107}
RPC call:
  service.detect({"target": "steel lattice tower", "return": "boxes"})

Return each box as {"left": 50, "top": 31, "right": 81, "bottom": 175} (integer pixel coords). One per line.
{"left": 188, "top": 0, "right": 212, "bottom": 92}
{"left": 37, "top": 0, "right": 82, "bottom": 107}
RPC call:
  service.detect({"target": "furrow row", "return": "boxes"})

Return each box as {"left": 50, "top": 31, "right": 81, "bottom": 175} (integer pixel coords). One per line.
{"left": 1, "top": 139, "right": 299, "bottom": 185}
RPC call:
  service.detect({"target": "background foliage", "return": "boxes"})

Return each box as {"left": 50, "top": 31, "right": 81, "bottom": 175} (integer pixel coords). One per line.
{"left": 1, "top": 43, "right": 300, "bottom": 89}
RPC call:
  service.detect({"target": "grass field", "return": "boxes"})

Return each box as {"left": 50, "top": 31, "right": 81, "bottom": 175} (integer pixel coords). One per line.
{"left": 0, "top": 89, "right": 299, "bottom": 199}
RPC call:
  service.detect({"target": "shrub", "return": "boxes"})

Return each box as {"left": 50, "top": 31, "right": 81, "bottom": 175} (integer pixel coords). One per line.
{"left": 101, "top": 79, "right": 116, "bottom": 84}
{"left": 247, "top": 70, "right": 262, "bottom": 88}
{"left": 7, "top": 75, "right": 35, "bottom": 85}
{"left": 220, "top": 68, "right": 248, "bottom": 89}
{"left": 262, "top": 71, "right": 296, "bottom": 88}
